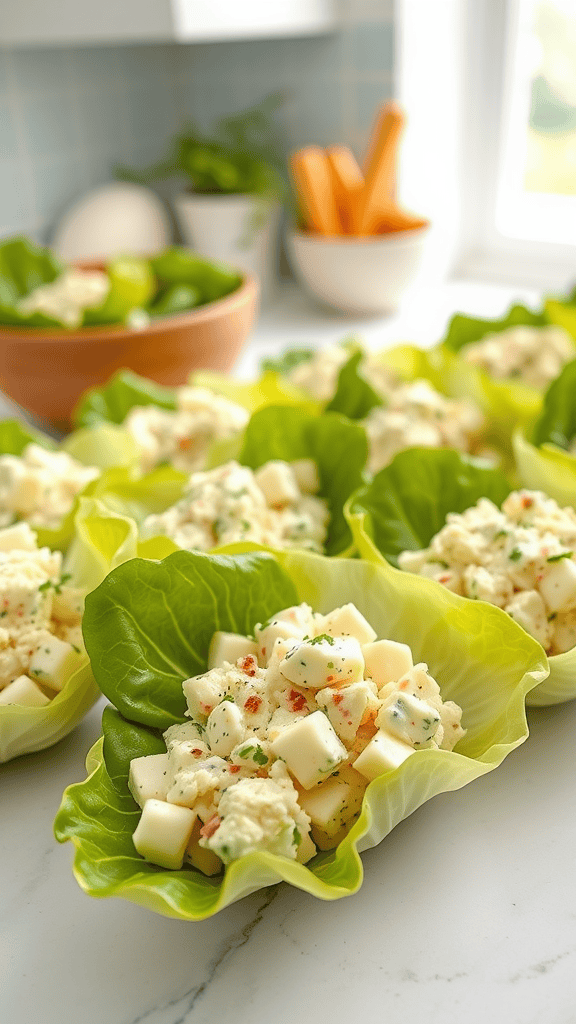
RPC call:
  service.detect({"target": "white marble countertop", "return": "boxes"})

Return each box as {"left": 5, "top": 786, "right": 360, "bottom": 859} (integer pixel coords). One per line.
{"left": 3, "top": 279, "right": 575, "bottom": 1024}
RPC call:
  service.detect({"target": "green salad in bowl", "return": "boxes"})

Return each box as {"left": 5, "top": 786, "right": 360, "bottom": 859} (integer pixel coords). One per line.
{"left": 346, "top": 446, "right": 576, "bottom": 706}
{"left": 54, "top": 547, "right": 546, "bottom": 919}
{"left": 0, "top": 237, "right": 242, "bottom": 331}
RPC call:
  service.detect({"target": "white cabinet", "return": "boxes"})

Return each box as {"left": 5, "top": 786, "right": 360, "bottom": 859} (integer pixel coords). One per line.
{"left": 2, "top": 0, "right": 336, "bottom": 47}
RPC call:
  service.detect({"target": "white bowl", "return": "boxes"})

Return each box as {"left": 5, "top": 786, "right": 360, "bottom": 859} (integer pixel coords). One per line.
{"left": 286, "top": 226, "right": 430, "bottom": 315}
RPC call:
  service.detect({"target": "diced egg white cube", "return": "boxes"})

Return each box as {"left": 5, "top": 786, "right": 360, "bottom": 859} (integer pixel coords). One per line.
{"left": 255, "top": 619, "right": 304, "bottom": 664}
{"left": 0, "top": 674, "right": 50, "bottom": 707}
{"left": 540, "top": 558, "right": 576, "bottom": 614}
{"left": 319, "top": 604, "right": 377, "bottom": 645}
{"left": 208, "top": 631, "right": 259, "bottom": 670}
{"left": 362, "top": 639, "right": 414, "bottom": 686}
{"left": 128, "top": 753, "right": 170, "bottom": 808}
{"left": 132, "top": 799, "right": 197, "bottom": 870}
{"left": 393, "top": 663, "right": 441, "bottom": 702}
{"left": 185, "top": 818, "right": 223, "bottom": 875}
{"left": 279, "top": 635, "right": 364, "bottom": 690}
{"left": 297, "top": 776, "right": 358, "bottom": 836}
{"left": 206, "top": 699, "right": 246, "bottom": 757}
{"left": 315, "top": 680, "right": 377, "bottom": 742}
{"left": 254, "top": 461, "right": 300, "bottom": 507}
{"left": 29, "top": 635, "right": 83, "bottom": 692}
{"left": 376, "top": 691, "right": 441, "bottom": 746}
{"left": 183, "top": 671, "right": 230, "bottom": 721}
{"left": 290, "top": 459, "right": 320, "bottom": 494}
{"left": 353, "top": 729, "right": 415, "bottom": 781}
{"left": 270, "top": 710, "right": 347, "bottom": 789}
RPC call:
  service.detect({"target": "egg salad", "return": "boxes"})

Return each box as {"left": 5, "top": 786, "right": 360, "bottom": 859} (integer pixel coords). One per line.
{"left": 0, "top": 523, "right": 84, "bottom": 709}
{"left": 128, "top": 601, "right": 465, "bottom": 873}
{"left": 0, "top": 444, "right": 99, "bottom": 531}
{"left": 124, "top": 386, "right": 249, "bottom": 474}
{"left": 462, "top": 324, "right": 573, "bottom": 390}
{"left": 140, "top": 458, "right": 329, "bottom": 553}
{"left": 399, "top": 489, "right": 576, "bottom": 655}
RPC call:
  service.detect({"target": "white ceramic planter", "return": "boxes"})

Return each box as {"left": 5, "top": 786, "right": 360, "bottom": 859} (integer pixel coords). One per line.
{"left": 175, "top": 193, "right": 281, "bottom": 304}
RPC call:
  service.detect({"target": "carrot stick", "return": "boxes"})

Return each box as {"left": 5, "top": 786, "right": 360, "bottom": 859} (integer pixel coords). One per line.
{"left": 290, "top": 147, "right": 343, "bottom": 235}
{"left": 326, "top": 146, "right": 364, "bottom": 234}
{"left": 375, "top": 205, "right": 429, "bottom": 233}
{"left": 358, "top": 101, "right": 406, "bottom": 235}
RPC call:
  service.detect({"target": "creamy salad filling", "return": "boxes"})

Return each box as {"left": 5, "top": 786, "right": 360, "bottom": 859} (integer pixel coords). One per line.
{"left": 129, "top": 601, "right": 465, "bottom": 873}
{"left": 124, "top": 386, "right": 250, "bottom": 474}
{"left": 140, "top": 459, "right": 329, "bottom": 553}
{"left": 0, "top": 523, "right": 84, "bottom": 708}
{"left": 18, "top": 269, "right": 110, "bottom": 330}
{"left": 364, "top": 380, "right": 484, "bottom": 474}
{"left": 399, "top": 489, "right": 576, "bottom": 655}
{"left": 286, "top": 344, "right": 484, "bottom": 471}
{"left": 462, "top": 325, "right": 573, "bottom": 390}
{"left": 0, "top": 444, "right": 99, "bottom": 531}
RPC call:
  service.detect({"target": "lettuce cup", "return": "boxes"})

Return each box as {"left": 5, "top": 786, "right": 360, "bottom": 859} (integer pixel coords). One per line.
{"left": 0, "top": 418, "right": 138, "bottom": 554}
{"left": 95, "top": 404, "right": 369, "bottom": 558}
{"left": 260, "top": 341, "right": 489, "bottom": 475}
{"left": 73, "top": 368, "right": 315, "bottom": 479}
{"left": 513, "top": 359, "right": 576, "bottom": 508}
{"left": 434, "top": 304, "right": 576, "bottom": 454}
{"left": 0, "top": 498, "right": 138, "bottom": 762}
{"left": 345, "top": 447, "right": 576, "bottom": 707}
{"left": 54, "top": 547, "right": 546, "bottom": 920}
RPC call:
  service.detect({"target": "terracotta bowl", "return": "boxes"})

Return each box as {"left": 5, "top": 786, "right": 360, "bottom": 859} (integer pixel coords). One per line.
{"left": 0, "top": 273, "right": 259, "bottom": 430}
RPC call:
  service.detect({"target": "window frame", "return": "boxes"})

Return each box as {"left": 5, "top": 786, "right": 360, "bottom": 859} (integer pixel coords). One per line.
{"left": 396, "top": 0, "right": 576, "bottom": 290}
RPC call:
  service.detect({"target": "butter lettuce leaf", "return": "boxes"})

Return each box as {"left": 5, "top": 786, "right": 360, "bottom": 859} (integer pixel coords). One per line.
{"left": 0, "top": 419, "right": 57, "bottom": 456}
{"left": 545, "top": 295, "right": 576, "bottom": 341}
{"left": 82, "top": 550, "right": 298, "bottom": 728}
{"left": 54, "top": 548, "right": 547, "bottom": 919}
{"left": 442, "top": 304, "right": 548, "bottom": 353}
{"left": 345, "top": 448, "right": 511, "bottom": 567}
{"left": 531, "top": 357, "right": 576, "bottom": 450}
{"left": 0, "top": 237, "right": 63, "bottom": 327}
{"left": 325, "top": 350, "right": 382, "bottom": 420}
{"left": 192, "top": 368, "right": 317, "bottom": 415}
{"left": 238, "top": 405, "right": 368, "bottom": 555}
{"left": 73, "top": 369, "right": 177, "bottom": 429}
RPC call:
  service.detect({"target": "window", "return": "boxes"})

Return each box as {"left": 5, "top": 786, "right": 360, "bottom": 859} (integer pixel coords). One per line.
{"left": 397, "top": 0, "right": 576, "bottom": 289}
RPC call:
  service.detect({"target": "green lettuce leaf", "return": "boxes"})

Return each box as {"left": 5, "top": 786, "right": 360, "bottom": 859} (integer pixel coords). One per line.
{"left": 545, "top": 296, "right": 576, "bottom": 341}
{"left": 0, "top": 499, "right": 139, "bottom": 763}
{"left": 531, "top": 357, "right": 576, "bottom": 450}
{"left": 261, "top": 348, "right": 316, "bottom": 376}
{"left": 192, "top": 368, "right": 317, "bottom": 415}
{"left": 238, "top": 405, "right": 368, "bottom": 555}
{"left": 73, "top": 370, "right": 177, "bottom": 429}
{"left": 325, "top": 350, "right": 382, "bottom": 420}
{"left": 0, "top": 237, "right": 64, "bottom": 328}
{"left": 82, "top": 549, "right": 297, "bottom": 728}
{"left": 442, "top": 304, "right": 549, "bottom": 353}
{"left": 345, "top": 448, "right": 511, "bottom": 566}
{"left": 90, "top": 464, "right": 187, "bottom": 526}
{"left": 54, "top": 548, "right": 547, "bottom": 919}
{"left": 0, "top": 419, "right": 57, "bottom": 456}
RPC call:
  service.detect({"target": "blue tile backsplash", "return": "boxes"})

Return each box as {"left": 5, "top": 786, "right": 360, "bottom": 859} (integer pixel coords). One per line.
{"left": 0, "top": 0, "right": 394, "bottom": 240}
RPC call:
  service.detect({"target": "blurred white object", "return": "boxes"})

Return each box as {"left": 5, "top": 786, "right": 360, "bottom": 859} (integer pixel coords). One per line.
{"left": 286, "top": 227, "right": 430, "bottom": 315}
{"left": 52, "top": 183, "right": 171, "bottom": 262}
{"left": 175, "top": 193, "right": 281, "bottom": 303}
